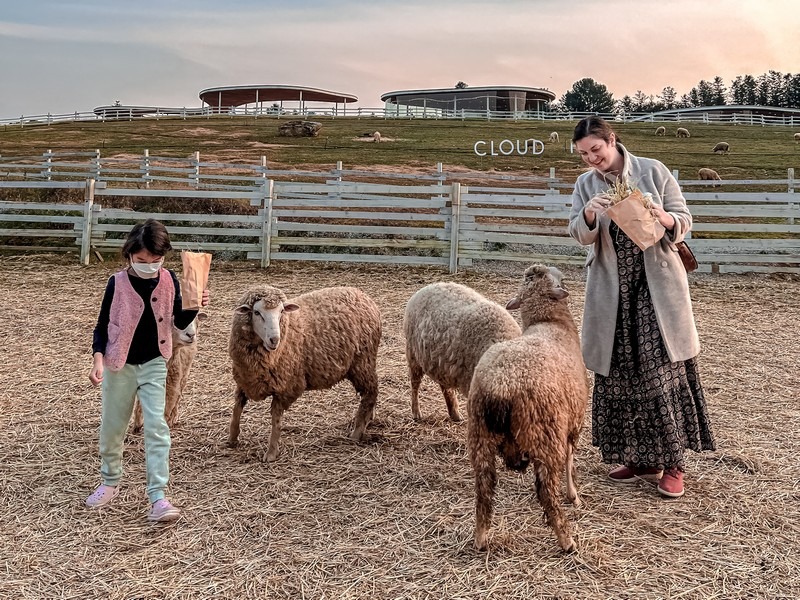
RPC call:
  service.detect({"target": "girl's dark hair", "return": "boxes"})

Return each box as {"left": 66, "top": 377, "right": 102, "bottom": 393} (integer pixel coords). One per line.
{"left": 572, "top": 116, "right": 621, "bottom": 144}
{"left": 121, "top": 218, "right": 172, "bottom": 259}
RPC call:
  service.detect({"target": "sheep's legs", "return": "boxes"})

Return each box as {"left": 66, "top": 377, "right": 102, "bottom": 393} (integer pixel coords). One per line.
{"left": 472, "top": 442, "right": 497, "bottom": 551}
{"left": 535, "top": 466, "right": 575, "bottom": 553}
{"left": 440, "top": 385, "right": 462, "bottom": 422}
{"left": 408, "top": 357, "right": 424, "bottom": 421}
{"left": 350, "top": 370, "right": 378, "bottom": 442}
{"left": 266, "top": 400, "right": 285, "bottom": 462}
{"left": 564, "top": 445, "right": 581, "bottom": 508}
{"left": 132, "top": 396, "right": 143, "bottom": 433}
{"left": 227, "top": 387, "right": 247, "bottom": 447}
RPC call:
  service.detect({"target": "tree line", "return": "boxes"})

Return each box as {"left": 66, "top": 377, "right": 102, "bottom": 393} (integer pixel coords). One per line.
{"left": 552, "top": 71, "right": 800, "bottom": 114}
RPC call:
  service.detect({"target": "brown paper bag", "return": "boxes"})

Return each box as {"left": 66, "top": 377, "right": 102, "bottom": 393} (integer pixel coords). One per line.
{"left": 605, "top": 190, "right": 666, "bottom": 251}
{"left": 180, "top": 251, "right": 212, "bottom": 310}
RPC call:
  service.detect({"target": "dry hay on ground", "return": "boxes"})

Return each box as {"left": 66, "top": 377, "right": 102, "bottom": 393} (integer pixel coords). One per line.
{"left": 0, "top": 257, "right": 798, "bottom": 599}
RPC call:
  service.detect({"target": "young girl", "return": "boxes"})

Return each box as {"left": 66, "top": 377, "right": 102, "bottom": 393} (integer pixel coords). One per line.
{"left": 86, "top": 219, "right": 209, "bottom": 521}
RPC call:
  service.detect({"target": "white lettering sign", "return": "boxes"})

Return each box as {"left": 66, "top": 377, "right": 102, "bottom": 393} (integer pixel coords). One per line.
{"left": 474, "top": 139, "right": 544, "bottom": 157}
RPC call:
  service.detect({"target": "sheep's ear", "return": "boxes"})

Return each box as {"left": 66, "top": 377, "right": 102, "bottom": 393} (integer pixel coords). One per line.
{"left": 196, "top": 312, "right": 209, "bottom": 322}
{"left": 505, "top": 297, "right": 521, "bottom": 310}
{"left": 283, "top": 302, "right": 300, "bottom": 312}
{"left": 234, "top": 304, "right": 251, "bottom": 315}
{"left": 550, "top": 287, "right": 569, "bottom": 300}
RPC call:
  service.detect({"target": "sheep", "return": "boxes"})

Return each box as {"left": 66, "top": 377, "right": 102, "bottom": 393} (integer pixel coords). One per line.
{"left": 698, "top": 167, "right": 722, "bottom": 186}
{"left": 468, "top": 265, "right": 589, "bottom": 553}
{"left": 676, "top": 127, "right": 690, "bottom": 138}
{"left": 548, "top": 131, "right": 559, "bottom": 143}
{"left": 712, "top": 141, "right": 729, "bottom": 154}
{"left": 403, "top": 282, "right": 521, "bottom": 422}
{"left": 655, "top": 126, "right": 666, "bottom": 136}
{"left": 373, "top": 131, "right": 382, "bottom": 143}
{"left": 132, "top": 312, "right": 208, "bottom": 432}
{"left": 227, "top": 285, "right": 381, "bottom": 461}
{"left": 794, "top": 133, "right": 800, "bottom": 141}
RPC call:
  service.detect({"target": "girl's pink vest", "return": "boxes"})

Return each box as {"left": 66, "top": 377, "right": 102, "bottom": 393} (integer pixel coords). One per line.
{"left": 104, "top": 269, "right": 175, "bottom": 371}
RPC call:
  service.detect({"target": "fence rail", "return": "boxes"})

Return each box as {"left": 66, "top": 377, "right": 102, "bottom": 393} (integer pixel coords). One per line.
{"left": 0, "top": 178, "right": 798, "bottom": 274}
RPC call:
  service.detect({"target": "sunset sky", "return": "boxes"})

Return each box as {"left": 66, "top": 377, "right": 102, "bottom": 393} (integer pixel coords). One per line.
{"left": 0, "top": 0, "right": 798, "bottom": 117}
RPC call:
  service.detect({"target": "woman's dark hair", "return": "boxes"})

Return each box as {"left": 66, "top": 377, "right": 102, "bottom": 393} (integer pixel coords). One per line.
{"left": 121, "top": 218, "right": 172, "bottom": 260}
{"left": 572, "top": 116, "right": 621, "bottom": 144}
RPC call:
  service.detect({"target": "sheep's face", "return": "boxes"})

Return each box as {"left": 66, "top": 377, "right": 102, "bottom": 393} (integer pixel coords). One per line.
{"left": 237, "top": 299, "right": 300, "bottom": 352}
{"left": 173, "top": 312, "right": 208, "bottom": 347}
{"left": 499, "top": 440, "right": 530, "bottom": 472}
{"left": 506, "top": 264, "right": 568, "bottom": 311}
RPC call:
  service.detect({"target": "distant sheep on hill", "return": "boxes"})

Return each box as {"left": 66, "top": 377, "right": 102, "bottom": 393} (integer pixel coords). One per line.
{"left": 655, "top": 126, "right": 666, "bottom": 136}
{"left": 794, "top": 132, "right": 800, "bottom": 141}
{"left": 548, "top": 131, "right": 559, "bottom": 143}
{"left": 373, "top": 131, "right": 382, "bottom": 143}
{"left": 676, "top": 127, "right": 691, "bottom": 138}
{"left": 698, "top": 168, "right": 722, "bottom": 186}
{"left": 712, "top": 142, "right": 729, "bottom": 154}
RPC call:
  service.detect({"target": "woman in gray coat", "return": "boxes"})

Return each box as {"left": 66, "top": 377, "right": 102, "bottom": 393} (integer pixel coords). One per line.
{"left": 568, "top": 117, "right": 715, "bottom": 498}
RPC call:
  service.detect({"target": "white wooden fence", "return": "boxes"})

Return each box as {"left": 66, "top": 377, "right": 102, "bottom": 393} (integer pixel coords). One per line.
{"left": 1, "top": 178, "right": 798, "bottom": 274}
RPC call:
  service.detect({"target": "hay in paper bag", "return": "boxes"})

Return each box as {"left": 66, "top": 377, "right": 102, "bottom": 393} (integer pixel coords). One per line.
{"left": 180, "top": 251, "right": 211, "bottom": 310}
{"left": 605, "top": 188, "right": 666, "bottom": 251}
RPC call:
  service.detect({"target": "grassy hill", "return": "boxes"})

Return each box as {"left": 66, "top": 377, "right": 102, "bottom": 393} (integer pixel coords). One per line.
{"left": 1, "top": 116, "right": 798, "bottom": 182}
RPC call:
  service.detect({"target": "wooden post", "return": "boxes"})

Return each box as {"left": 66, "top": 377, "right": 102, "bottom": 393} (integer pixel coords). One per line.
{"left": 193, "top": 151, "right": 200, "bottom": 188}
{"left": 92, "top": 149, "right": 101, "bottom": 181}
{"left": 143, "top": 149, "right": 150, "bottom": 189}
{"left": 260, "top": 156, "right": 267, "bottom": 188}
{"left": 449, "top": 183, "right": 462, "bottom": 274}
{"left": 44, "top": 149, "right": 52, "bottom": 181}
{"left": 788, "top": 168, "right": 795, "bottom": 225}
{"left": 260, "top": 179, "right": 274, "bottom": 268}
{"left": 81, "top": 179, "right": 96, "bottom": 265}
{"left": 336, "top": 160, "right": 343, "bottom": 183}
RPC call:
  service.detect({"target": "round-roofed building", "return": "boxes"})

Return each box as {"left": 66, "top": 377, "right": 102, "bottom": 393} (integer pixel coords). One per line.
{"left": 380, "top": 85, "right": 556, "bottom": 118}
{"left": 198, "top": 84, "right": 358, "bottom": 115}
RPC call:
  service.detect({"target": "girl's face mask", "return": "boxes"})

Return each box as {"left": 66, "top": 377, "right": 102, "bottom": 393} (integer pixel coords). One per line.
{"left": 130, "top": 259, "right": 163, "bottom": 278}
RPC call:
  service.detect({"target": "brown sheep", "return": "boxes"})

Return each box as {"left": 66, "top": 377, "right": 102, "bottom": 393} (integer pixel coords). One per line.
{"left": 698, "top": 168, "right": 722, "bottom": 186}
{"left": 655, "top": 126, "right": 666, "bottom": 136}
{"left": 712, "top": 142, "right": 729, "bottom": 154}
{"left": 676, "top": 127, "right": 691, "bottom": 138}
{"left": 403, "top": 282, "right": 521, "bottom": 422}
{"left": 132, "top": 313, "right": 207, "bottom": 432}
{"left": 227, "top": 286, "right": 381, "bottom": 461}
{"left": 468, "top": 265, "right": 589, "bottom": 553}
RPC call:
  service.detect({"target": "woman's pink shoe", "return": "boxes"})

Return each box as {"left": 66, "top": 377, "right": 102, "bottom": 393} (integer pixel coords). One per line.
{"left": 657, "top": 467, "right": 685, "bottom": 498}
{"left": 85, "top": 484, "right": 119, "bottom": 508}
{"left": 608, "top": 465, "right": 664, "bottom": 483}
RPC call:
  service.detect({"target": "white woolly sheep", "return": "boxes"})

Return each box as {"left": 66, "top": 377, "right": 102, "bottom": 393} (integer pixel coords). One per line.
{"left": 548, "top": 131, "right": 559, "bottom": 143}
{"left": 655, "top": 126, "right": 666, "bottom": 136}
{"left": 403, "top": 282, "right": 521, "bottom": 422}
{"left": 676, "top": 127, "right": 691, "bottom": 138}
{"left": 698, "top": 167, "right": 722, "bottom": 185}
{"left": 468, "top": 265, "right": 589, "bottom": 553}
{"left": 228, "top": 285, "right": 381, "bottom": 461}
{"left": 794, "top": 132, "right": 800, "bottom": 141}
{"left": 373, "top": 131, "right": 382, "bottom": 143}
{"left": 132, "top": 312, "right": 208, "bottom": 432}
{"left": 712, "top": 142, "right": 729, "bottom": 154}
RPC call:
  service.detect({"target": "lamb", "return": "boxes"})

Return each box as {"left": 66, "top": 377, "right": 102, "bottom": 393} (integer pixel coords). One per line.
{"left": 132, "top": 312, "right": 207, "bottom": 432}
{"left": 403, "top": 282, "right": 521, "bottom": 422}
{"left": 794, "top": 133, "right": 800, "bottom": 141}
{"left": 698, "top": 167, "right": 722, "bottom": 185}
{"left": 373, "top": 131, "right": 382, "bottom": 143}
{"left": 655, "top": 126, "right": 666, "bottom": 136}
{"left": 676, "top": 127, "right": 690, "bottom": 138}
{"left": 712, "top": 141, "right": 729, "bottom": 154}
{"left": 468, "top": 265, "right": 589, "bottom": 553}
{"left": 548, "top": 131, "right": 559, "bottom": 143}
{"left": 227, "top": 285, "right": 381, "bottom": 461}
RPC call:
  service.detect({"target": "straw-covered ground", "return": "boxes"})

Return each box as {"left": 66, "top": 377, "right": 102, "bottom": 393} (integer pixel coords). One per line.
{"left": 0, "top": 256, "right": 798, "bottom": 599}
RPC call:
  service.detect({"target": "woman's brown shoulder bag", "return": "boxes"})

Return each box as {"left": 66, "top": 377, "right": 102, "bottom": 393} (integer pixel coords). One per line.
{"left": 675, "top": 241, "right": 698, "bottom": 272}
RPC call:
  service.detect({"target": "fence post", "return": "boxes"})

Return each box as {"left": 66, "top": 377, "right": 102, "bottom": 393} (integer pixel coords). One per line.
{"left": 43, "top": 149, "right": 52, "bottom": 181}
{"left": 92, "top": 149, "right": 101, "bottom": 181}
{"left": 788, "top": 168, "right": 795, "bottom": 225}
{"left": 260, "top": 179, "right": 274, "bottom": 268}
{"left": 260, "top": 155, "right": 267, "bottom": 188}
{"left": 449, "top": 182, "right": 462, "bottom": 274}
{"left": 336, "top": 160, "right": 343, "bottom": 183}
{"left": 193, "top": 151, "right": 200, "bottom": 188}
{"left": 81, "top": 179, "right": 96, "bottom": 265}
{"left": 143, "top": 149, "right": 150, "bottom": 189}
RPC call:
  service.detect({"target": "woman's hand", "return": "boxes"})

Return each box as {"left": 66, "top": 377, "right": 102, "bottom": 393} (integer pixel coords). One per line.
{"left": 201, "top": 288, "right": 210, "bottom": 307}
{"left": 651, "top": 204, "right": 676, "bottom": 230}
{"left": 89, "top": 352, "right": 104, "bottom": 386}
{"left": 584, "top": 195, "right": 612, "bottom": 226}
